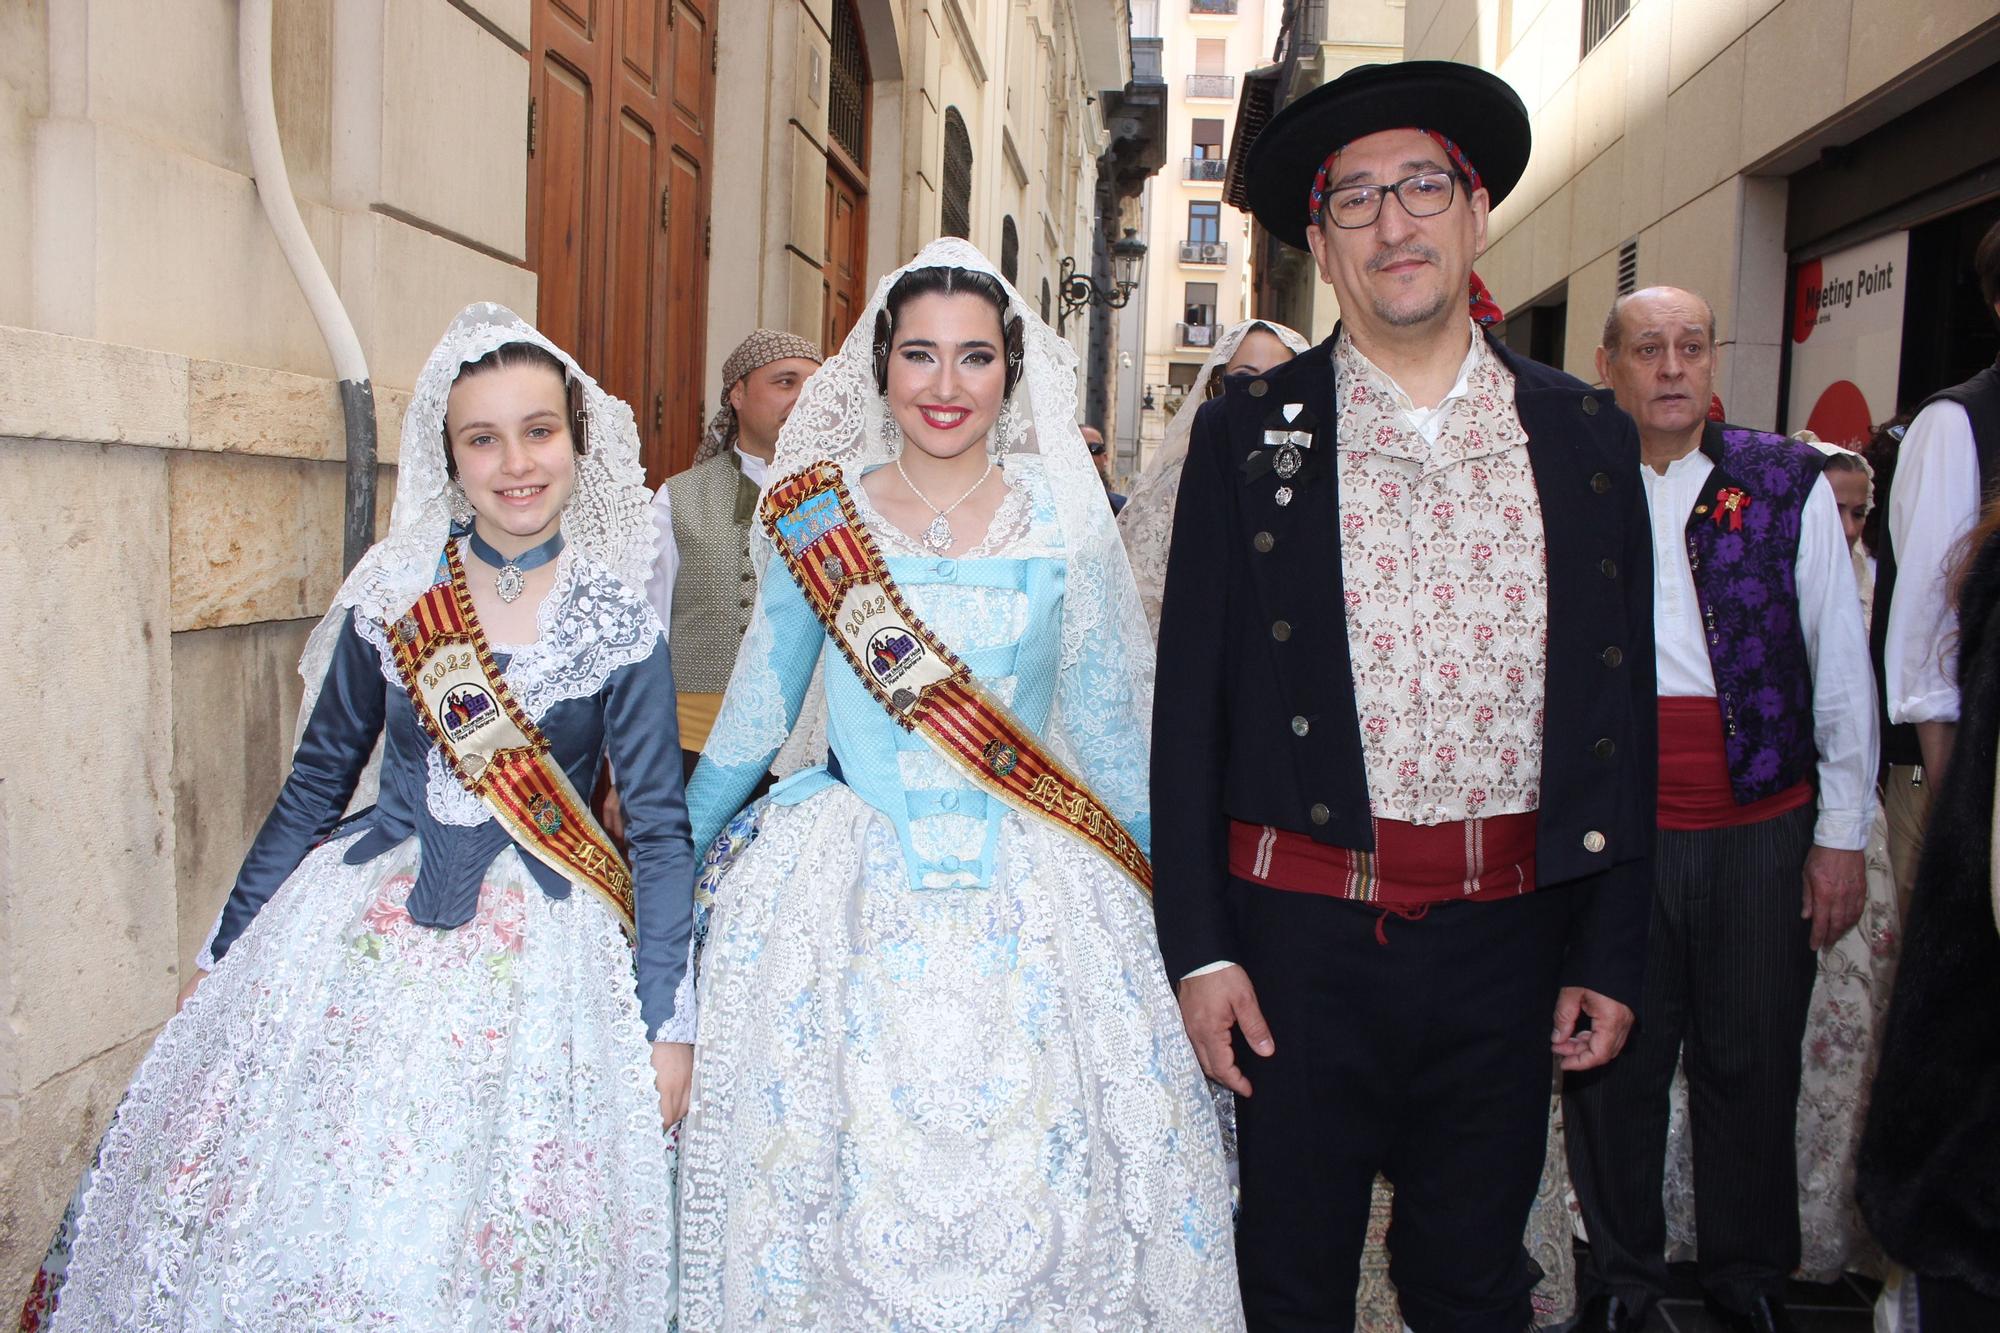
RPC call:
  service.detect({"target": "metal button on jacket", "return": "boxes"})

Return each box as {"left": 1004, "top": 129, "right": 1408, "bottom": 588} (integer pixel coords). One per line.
{"left": 1253, "top": 531, "right": 1275, "bottom": 552}
{"left": 1600, "top": 558, "right": 1618, "bottom": 579}
{"left": 1600, "top": 645, "right": 1624, "bottom": 668}
{"left": 1248, "top": 380, "right": 1269, "bottom": 398}
{"left": 1309, "top": 803, "right": 1330, "bottom": 826}
{"left": 1291, "top": 716, "right": 1310, "bottom": 737}
{"left": 1592, "top": 472, "right": 1613, "bottom": 494}
{"left": 1594, "top": 737, "right": 1617, "bottom": 760}
{"left": 1583, "top": 830, "right": 1607, "bottom": 853}
{"left": 1581, "top": 395, "right": 1600, "bottom": 416}
{"left": 1271, "top": 619, "right": 1292, "bottom": 641}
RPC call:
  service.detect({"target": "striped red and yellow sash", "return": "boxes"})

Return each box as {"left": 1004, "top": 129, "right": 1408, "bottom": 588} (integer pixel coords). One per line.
{"left": 385, "top": 543, "right": 634, "bottom": 933}
{"left": 762, "top": 461, "right": 1151, "bottom": 894}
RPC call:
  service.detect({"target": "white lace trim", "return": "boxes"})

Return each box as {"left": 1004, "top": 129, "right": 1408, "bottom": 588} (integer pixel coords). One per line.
{"left": 356, "top": 552, "right": 661, "bottom": 828}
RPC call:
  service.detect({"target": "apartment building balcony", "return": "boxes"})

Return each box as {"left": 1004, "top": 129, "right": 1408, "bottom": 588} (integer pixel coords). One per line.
{"left": 1188, "top": 0, "right": 1238, "bottom": 13}
{"left": 1183, "top": 156, "right": 1228, "bottom": 182}
{"left": 1186, "top": 73, "right": 1236, "bottom": 98}
{"left": 1179, "top": 239, "right": 1229, "bottom": 265}
{"left": 1178, "top": 322, "right": 1220, "bottom": 348}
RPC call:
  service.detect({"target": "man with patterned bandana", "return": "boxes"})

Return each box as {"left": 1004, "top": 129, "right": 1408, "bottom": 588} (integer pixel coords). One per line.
{"left": 1564, "top": 286, "right": 1876, "bottom": 1333}
{"left": 647, "top": 330, "right": 823, "bottom": 777}
{"left": 1154, "top": 61, "right": 1657, "bottom": 1332}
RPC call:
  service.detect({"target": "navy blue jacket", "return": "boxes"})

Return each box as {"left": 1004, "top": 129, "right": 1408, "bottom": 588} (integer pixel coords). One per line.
{"left": 1151, "top": 331, "right": 1657, "bottom": 1007}
{"left": 208, "top": 605, "right": 694, "bottom": 1038}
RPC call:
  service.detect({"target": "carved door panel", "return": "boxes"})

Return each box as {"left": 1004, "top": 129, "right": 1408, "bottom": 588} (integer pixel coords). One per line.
{"left": 824, "top": 162, "right": 867, "bottom": 353}
{"left": 529, "top": 0, "right": 713, "bottom": 484}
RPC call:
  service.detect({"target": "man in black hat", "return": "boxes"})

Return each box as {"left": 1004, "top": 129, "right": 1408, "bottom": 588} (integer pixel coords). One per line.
{"left": 1151, "top": 61, "right": 1656, "bottom": 1331}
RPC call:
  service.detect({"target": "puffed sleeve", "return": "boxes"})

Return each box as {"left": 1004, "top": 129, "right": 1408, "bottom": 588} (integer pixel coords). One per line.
{"left": 600, "top": 636, "right": 696, "bottom": 1041}
{"left": 204, "top": 609, "right": 389, "bottom": 964}
{"left": 686, "top": 564, "right": 829, "bottom": 853}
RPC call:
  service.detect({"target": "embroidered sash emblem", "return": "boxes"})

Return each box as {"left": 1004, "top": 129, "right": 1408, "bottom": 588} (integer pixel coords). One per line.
{"left": 386, "top": 545, "right": 635, "bottom": 935}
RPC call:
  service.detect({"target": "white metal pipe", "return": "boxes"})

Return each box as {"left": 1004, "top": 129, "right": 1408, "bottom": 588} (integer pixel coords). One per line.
{"left": 238, "top": 0, "right": 369, "bottom": 383}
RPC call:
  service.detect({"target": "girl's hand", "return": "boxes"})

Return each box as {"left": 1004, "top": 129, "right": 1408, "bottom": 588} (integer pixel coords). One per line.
{"left": 652, "top": 1041, "right": 694, "bottom": 1130}
{"left": 176, "top": 968, "right": 209, "bottom": 1014}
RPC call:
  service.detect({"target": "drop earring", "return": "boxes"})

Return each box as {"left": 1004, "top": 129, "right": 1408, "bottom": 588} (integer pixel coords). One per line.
{"left": 446, "top": 479, "right": 475, "bottom": 525}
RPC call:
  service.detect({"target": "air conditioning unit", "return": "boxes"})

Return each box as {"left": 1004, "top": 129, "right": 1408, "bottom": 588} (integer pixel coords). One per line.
{"left": 1199, "top": 243, "right": 1225, "bottom": 263}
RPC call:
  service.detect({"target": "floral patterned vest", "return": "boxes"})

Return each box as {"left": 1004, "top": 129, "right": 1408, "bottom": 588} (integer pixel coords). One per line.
{"left": 1682, "top": 424, "right": 1829, "bottom": 804}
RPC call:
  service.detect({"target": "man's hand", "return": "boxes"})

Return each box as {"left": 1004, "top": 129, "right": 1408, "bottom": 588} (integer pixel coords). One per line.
{"left": 652, "top": 1041, "right": 694, "bottom": 1130}
{"left": 1802, "top": 844, "right": 1867, "bottom": 950}
{"left": 1176, "top": 964, "right": 1275, "bottom": 1097}
{"left": 1552, "top": 986, "right": 1633, "bottom": 1072}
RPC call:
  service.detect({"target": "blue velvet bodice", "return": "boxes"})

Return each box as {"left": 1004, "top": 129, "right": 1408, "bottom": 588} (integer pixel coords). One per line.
{"left": 206, "top": 589, "right": 695, "bottom": 1039}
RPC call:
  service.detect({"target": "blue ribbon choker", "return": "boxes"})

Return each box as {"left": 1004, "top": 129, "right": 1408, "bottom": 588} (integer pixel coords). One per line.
{"left": 466, "top": 526, "right": 565, "bottom": 602}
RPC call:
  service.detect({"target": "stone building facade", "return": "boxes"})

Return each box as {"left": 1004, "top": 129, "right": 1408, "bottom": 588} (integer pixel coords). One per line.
{"left": 0, "top": 0, "right": 1148, "bottom": 1304}
{"left": 705, "top": 0, "right": 1155, "bottom": 388}
{"left": 1404, "top": 0, "right": 2000, "bottom": 430}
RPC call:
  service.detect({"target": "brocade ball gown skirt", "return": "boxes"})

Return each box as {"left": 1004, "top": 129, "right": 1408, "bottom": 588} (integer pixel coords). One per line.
{"left": 52, "top": 832, "right": 678, "bottom": 1332}
{"left": 678, "top": 786, "right": 1246, "bottom": 1331}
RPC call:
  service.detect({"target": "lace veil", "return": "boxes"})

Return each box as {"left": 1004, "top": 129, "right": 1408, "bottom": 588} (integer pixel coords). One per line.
{"left": 293, "top": 302, "right": 656, "bottom": 740}
{"left": 708, "top": 238, "right": 1157, "bottom": 827}
{"left": 1118, "top": 318, "right": 1312, "bottom": 630}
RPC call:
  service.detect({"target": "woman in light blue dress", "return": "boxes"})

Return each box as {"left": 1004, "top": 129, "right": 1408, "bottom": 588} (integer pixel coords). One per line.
{"left": 676, "top": 240, "right": 1243, "bottom": 1329}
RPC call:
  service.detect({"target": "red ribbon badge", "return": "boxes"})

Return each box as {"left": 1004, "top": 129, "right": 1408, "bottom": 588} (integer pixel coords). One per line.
{"left": 1711, "top": 486, "right": 1752, "bottom": 532}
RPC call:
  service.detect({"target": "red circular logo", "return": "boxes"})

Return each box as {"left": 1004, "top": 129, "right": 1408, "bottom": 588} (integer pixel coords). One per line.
{"left": 1805, "top": 379, "right": 1873, "bottom": 447}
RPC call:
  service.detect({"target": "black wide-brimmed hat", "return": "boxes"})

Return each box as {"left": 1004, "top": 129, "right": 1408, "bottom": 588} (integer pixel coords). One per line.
{"left": 1246, "top": 61, "right": 1531, "bottom": 251}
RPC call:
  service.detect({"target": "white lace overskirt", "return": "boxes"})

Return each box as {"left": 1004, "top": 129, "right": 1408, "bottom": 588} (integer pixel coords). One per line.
{"left": 55, "top": 834, "right": 678, "bottom": 1332}
{"left": 678, "top": 788, "right": 1244, "bottom": 1330}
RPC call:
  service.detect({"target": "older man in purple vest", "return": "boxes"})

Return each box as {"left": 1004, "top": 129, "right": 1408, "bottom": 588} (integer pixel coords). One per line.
{"left": 1563, "top": 287, "right": 1878, "bottom": 1333}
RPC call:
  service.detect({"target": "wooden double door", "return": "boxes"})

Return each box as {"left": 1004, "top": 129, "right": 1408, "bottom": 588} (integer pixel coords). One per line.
{"left": 528, "top": 0, "right": 716, "bottom": 484}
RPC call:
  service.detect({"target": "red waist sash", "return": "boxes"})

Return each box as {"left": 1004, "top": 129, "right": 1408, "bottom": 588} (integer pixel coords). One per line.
{"left": 1657, "top": 697, "right": 1812, "bottom": 831}
{"left": 1227, "top": 812, "right": 1537, "bottom": 909}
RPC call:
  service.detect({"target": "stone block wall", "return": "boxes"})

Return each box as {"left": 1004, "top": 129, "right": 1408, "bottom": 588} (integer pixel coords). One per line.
{"left": 0, "top": 0, "right": 534, "bottom": 1307}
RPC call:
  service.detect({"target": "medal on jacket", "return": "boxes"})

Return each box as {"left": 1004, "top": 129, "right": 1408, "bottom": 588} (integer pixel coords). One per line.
{"left": 1263, "top": 402, "right": 1315, "bottom": 480}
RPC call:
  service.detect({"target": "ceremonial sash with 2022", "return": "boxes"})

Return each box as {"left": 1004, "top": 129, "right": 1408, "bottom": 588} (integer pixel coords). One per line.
{"left": 386, "top": 543, "right": 635, "bottom": 933}
{"left": 763, "top": 461, "right": 1152, "bottom": 894}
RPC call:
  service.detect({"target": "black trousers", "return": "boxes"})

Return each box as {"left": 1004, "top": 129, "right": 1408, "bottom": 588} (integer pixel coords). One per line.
{"left": 1563, "top": 803, "right": 1817, "bottom": 1316}
{"left": 1229, "top": 878, "right": 1569, "bottom": 1333}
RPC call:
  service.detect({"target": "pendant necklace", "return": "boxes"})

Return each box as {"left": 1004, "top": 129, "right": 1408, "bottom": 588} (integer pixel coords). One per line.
{"left": 466, "top": 527, "right": 565, "bottom": 603}
{"left": 895, "top": 453, "right": 994, "bottom": 554}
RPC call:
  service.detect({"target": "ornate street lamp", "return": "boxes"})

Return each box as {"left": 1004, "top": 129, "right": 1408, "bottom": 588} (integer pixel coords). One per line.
{"left": 1057, "top": 228, "right": 1148, "bottom": 333}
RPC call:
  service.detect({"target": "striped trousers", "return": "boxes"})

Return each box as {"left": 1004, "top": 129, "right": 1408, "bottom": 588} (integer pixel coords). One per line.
{"left": 1563, "top": 802, "right": 1818, "bottom": 1316}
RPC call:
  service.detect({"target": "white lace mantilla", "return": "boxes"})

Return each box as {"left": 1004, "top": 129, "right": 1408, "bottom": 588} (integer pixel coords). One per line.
{"left": 703, "top": 238, "right": 1157, "bottom": 841}
{"left": 294, "top": 302, "right": 656, "bottom": 750}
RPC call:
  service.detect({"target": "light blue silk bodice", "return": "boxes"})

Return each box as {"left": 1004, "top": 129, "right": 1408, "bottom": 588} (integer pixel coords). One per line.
{"left": 687, "top": 460, "right": 1151, "bottom": 890}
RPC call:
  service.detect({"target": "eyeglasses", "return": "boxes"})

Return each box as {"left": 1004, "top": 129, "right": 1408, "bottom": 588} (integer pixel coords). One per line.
{"left": 1323, "top": 170, "right": 1459, "bottom": 230}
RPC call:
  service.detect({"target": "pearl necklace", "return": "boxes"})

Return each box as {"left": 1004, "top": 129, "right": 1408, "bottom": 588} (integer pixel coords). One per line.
{"left": 894, "top": 453, "right": 994, "bottom": 554}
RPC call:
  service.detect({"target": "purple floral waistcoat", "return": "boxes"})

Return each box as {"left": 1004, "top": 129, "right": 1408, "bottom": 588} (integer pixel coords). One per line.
{"left": 1682, "top": 423, "right": 1829, "bottom": 804}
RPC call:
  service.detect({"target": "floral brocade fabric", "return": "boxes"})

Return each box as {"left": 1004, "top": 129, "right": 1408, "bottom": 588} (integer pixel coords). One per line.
{"left": 53, "top": 835, "right": 678, "bottom": 1331}
{"left": 1333, "top": 331, "right": 1548, "bottom": 825}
